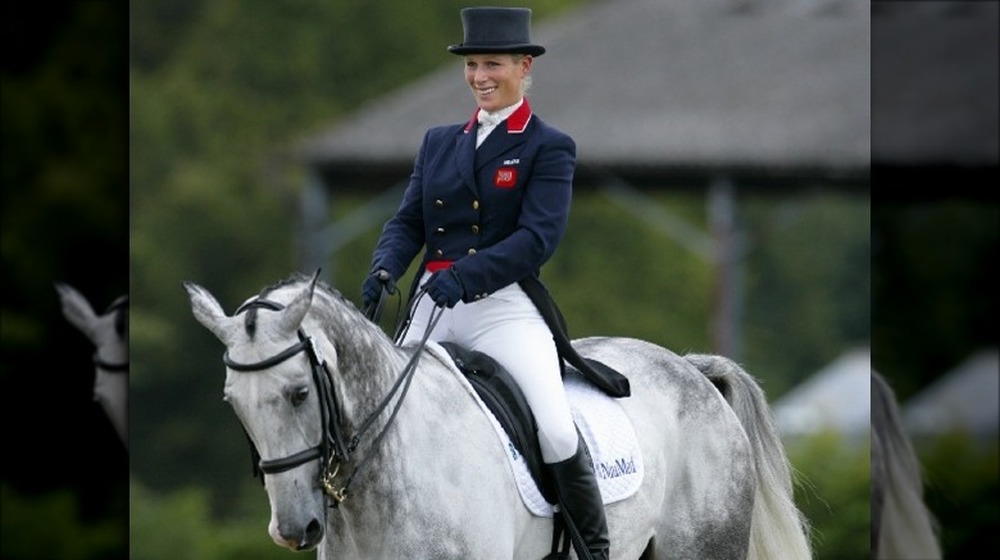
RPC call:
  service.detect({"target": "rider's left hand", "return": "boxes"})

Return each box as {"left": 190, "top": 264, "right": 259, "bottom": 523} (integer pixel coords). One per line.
{"left": 425, "top": 268, "right": 464, "bottom": 308}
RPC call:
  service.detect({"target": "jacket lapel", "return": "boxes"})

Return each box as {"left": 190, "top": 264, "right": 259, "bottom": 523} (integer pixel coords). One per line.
{"left": 456, "top": 113, "right": 478, "bottom": 193}
{"left": 475, "top": 99, "right": 534, "bottom": 172}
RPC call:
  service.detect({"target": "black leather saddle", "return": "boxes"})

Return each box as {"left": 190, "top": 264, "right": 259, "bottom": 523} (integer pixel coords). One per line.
{"left": 438, "top": 341, "right": 558, "bottom": 504}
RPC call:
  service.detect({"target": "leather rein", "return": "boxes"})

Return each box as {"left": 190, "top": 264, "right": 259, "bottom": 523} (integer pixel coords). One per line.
{"left": 223, "top": 291, "right": 441, "bottom": 507}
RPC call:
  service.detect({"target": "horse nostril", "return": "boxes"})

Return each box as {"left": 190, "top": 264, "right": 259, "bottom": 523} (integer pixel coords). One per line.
{"left": 298, "top": 518, "right": 324, "bottom": 550}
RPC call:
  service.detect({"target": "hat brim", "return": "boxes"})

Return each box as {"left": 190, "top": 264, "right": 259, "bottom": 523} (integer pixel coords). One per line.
{"left": 448, "top": 44, "right": 545, "bottom": 56}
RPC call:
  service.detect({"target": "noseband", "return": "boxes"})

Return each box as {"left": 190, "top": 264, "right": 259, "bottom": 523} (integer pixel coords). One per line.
{"left": 93, "top": 354, "right": 128, "bottom": 372}
{"left": 223, "top": 294, "right": 441, "bottom": 506}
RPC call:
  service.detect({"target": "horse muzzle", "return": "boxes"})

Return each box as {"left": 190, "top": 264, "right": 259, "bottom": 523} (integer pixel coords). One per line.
{"left": 270, "top": 516, "right": 324, "bottom": 551}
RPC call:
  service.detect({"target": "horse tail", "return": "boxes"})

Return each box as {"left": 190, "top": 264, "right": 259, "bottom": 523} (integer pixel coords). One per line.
{"left": 871, "top": 371, "right": 942, "bottom": 559}
{"left": 684, "top": 354, "right": 813, "bottom": 560}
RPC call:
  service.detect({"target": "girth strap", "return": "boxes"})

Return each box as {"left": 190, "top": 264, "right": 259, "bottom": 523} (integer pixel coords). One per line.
{"left": 545, "top": 515, "right": 571, "bottom": 559}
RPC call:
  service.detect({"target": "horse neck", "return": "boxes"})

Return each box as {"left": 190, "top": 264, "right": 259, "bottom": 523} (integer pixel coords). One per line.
{"left": 306, "top": 292, "right": 409, "bottom": 422}
{"left": 93, "top": 366, "right": 129, "bottom": 447}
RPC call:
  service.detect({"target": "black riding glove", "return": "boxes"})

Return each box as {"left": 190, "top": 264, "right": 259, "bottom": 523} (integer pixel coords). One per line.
{"left": 362, "top": 268, "right": 396, "bottom": 310}
{"left": 425, "top": 268, "right": 464, "bottom": 308}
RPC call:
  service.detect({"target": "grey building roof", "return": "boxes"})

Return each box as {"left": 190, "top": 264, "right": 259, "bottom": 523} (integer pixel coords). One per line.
{"left": 772, "top": 347, "right": 872, "bottom": 437}
{"left": 871, "top": 1, "right": 999, "bottom": 167}
{"left": 298, "top": 0, "right": 874, "bottom": 191}
{"left": 903, "top": 348, "right": 999, "bottom": 438}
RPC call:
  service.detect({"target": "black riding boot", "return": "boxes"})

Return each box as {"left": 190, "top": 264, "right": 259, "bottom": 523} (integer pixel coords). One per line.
{"left": 548, "top": 435, "right": 610, "bottom": 560}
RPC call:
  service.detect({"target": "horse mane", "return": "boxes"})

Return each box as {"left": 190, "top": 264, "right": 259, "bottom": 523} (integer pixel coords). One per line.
{"left": 241, "top": 273, "right": 397, "bottom": 381}
{"left": 243, "top": 272, "right": 347, "bottom": 337}
{"left": 871, "top": 370, "right": 942, "bottom": 559}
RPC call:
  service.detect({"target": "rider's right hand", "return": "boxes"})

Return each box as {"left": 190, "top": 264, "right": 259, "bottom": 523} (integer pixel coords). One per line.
{"left": 362, "top": 268, "right": 395, "bottom": 310}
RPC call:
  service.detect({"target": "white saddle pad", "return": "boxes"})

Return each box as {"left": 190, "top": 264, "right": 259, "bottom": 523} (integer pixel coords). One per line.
{"left": 426, "top": 341, "right": 643, "bottom": 518}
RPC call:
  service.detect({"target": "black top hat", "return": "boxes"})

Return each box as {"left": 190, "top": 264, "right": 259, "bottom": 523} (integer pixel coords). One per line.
{"left": 447, "top": 7, "right": 546, "bottom": 56}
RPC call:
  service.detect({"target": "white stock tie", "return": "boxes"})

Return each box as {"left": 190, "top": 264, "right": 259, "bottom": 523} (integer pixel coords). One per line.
{"left": 476, "top": 111, "right": 502, "bottom": 149}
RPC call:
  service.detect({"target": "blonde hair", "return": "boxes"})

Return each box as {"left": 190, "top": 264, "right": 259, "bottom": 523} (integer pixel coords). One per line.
{"left": 462, "top": 53, "right": 533, "bottom": 95}
{"left": 511, "top": 54, "right": 533, "bottom": 95}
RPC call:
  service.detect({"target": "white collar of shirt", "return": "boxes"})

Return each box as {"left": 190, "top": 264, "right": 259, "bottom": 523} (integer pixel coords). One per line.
{"left": 476, "top": 98, "right": 523, "bottom": 148}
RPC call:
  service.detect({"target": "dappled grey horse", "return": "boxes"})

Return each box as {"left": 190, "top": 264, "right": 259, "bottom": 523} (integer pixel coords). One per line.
{"left": 56, "top": 283, "right": 128, "bottom": 450}
{"left": 186, "top": 272, "right": 811, "bottom": 559}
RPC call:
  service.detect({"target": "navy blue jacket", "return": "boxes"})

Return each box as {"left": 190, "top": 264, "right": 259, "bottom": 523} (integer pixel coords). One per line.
{"left": 371, "top": 99, "right": 576, "bottom": 302}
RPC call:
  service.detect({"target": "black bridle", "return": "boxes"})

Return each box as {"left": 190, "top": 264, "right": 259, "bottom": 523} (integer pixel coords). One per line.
{"left": 223, "top": 291, "right": 442, "bottom": 506}
{"left": 93, "top": 354, "right": 128, "bottom": 372}
{"left": 94, "top": 296, "right": 129, "bottom": 372}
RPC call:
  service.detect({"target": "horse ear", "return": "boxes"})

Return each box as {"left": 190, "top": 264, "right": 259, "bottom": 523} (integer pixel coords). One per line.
{"left": 55, "top": 282, "right": 99, "bottom": 341}
{"left": 184, "top": 281, "right": 237, "bottom": 346}
{"left": 277, "top": 274, "right": 318, "bottom": 335}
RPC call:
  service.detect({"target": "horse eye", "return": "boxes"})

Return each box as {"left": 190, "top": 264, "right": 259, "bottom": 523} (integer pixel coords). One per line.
{"left": 290, "top": 386, "right": 309, "bottom": 407}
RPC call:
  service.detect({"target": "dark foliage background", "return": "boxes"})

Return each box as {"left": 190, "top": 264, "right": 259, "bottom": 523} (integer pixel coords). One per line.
{"left": 2, "top": 2, "right": 129, "bottom": 559}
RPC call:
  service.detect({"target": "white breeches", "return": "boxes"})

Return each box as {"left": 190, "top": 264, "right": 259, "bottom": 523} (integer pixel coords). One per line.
{"left": 401, "top": 273, "right": 579, "bottom": 463}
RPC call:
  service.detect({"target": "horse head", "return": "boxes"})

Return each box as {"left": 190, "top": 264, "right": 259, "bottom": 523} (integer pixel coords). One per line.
{"left": 55, "top": 282, "right": 129, "bottom": 450}
{"left": 185, "top": 273, "right": 331, "bottom": 552}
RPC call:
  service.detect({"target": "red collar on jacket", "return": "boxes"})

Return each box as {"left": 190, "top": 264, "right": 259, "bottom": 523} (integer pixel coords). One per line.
{"left": 463, "top": 98, "right": 533, "bottom": 134}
